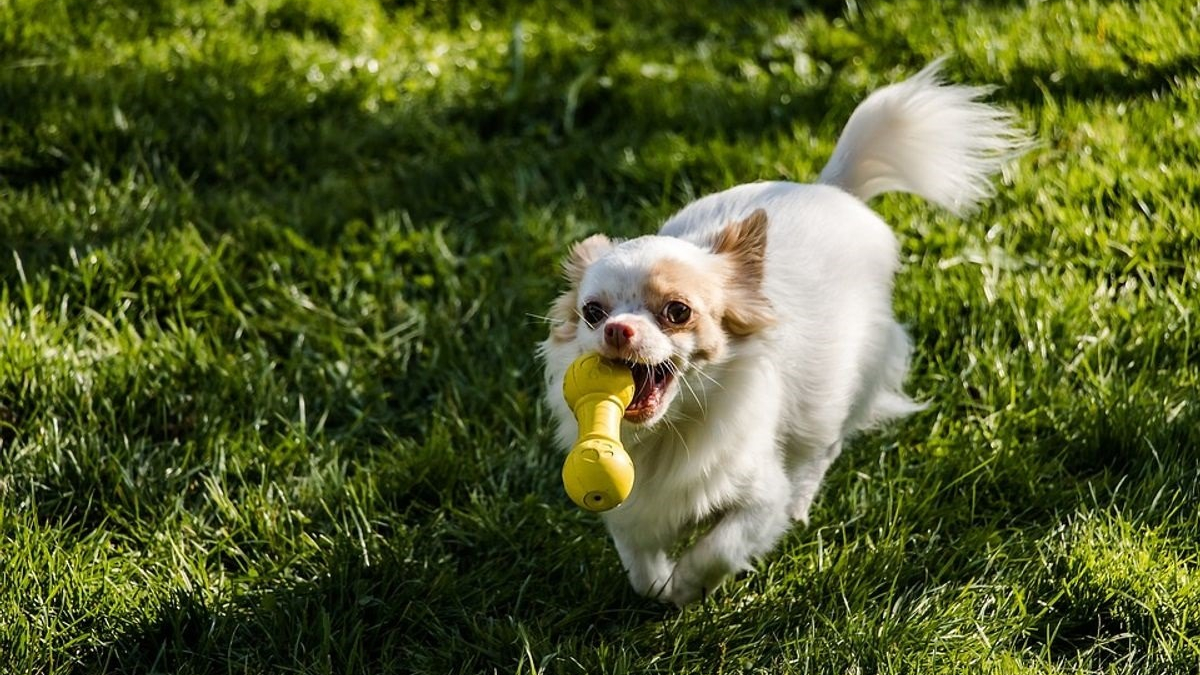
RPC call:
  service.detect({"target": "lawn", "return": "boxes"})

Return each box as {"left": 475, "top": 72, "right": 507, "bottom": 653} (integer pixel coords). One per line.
{"left": 1, "top": 0, "right": 1198, "bottom": 672}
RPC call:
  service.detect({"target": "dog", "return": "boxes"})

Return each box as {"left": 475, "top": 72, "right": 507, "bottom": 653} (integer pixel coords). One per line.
{"left": 539, "top": 60, "right": 1028, "bottom": 606}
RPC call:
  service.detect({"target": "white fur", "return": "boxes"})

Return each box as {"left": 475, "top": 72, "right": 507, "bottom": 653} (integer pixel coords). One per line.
{"left": 817, "top": 57, "right": 1029, "bottom": 215}
{"left": 540, "top": 61, "right": 1027, "bottom": 605}
{"left": 577, "top": 238, "right": 715, "bottom": 372}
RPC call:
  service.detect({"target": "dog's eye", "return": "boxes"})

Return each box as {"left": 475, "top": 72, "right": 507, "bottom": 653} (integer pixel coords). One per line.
{"left": 581, "top": 301, "right": 608, "bottom": 327}
{"left": 663, "top": 301, "right": 691, "bottom": 325}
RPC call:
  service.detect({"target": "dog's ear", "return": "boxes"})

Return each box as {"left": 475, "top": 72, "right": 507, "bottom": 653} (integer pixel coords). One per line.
{"left": 713, "top": 209, "right": 768, "bottom": 282}
{"left": 712, "top": 209, "right": 775, "bottom": 336}
{"left": 562, "top": 234, "right": 612, "bottom": 284}
{"left": 547, "top": 289, "right": 580, "bottom": 343}
{"left": 549, "top": 234, "right": 611, "bottom": 343}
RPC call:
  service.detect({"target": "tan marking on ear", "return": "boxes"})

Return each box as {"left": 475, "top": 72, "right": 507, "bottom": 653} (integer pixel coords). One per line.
{"left": 548, "top": 234, "right": 611, "bottom": 344}
{"left": 712, "top": 209, "right": 775, "bottom": 336}
{"left": 547, "top": 288, "right": 579, "bottom": 343}
{"left": 712, "top": 209, "right": 768, "bottom": 283}
{"left": 562, "top": 234, "right": 612, "bottom": 284}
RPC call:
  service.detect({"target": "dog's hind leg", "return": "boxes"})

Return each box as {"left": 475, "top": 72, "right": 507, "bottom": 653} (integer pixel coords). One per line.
{"left": 786, "top": 439, "right": 842, "bottom": 523}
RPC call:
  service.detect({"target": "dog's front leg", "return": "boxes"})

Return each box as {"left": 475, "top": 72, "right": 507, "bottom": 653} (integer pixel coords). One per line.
{"left": 666, "top": 467, "right": 792, "bottom": 606}
{"left": 606, "top": 524, "right": 674, "bottom": 599}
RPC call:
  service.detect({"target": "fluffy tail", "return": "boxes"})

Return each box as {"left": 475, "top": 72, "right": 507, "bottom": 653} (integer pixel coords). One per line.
{"left": 817, "top": 58, "right": 1029, "bottom": 215}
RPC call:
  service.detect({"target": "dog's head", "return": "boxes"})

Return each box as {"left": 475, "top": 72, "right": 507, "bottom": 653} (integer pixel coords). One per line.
{"left": 543, "top": 209, "right": 775, "bottom": 427}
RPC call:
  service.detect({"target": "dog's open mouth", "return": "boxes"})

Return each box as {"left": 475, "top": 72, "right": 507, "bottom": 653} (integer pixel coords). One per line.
{"left": 624, "top": 361, "right": 674, "bottom": 423}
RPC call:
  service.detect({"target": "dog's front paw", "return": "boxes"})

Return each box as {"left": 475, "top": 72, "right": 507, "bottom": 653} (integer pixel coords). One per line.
{"left": 626, "top": 556, "right": 674, "bottom": 601}
{"left": 661, "top": 560, "right": 712, "bottom": 607}
{"left": 631, "top": 563, "right": 700, "bottom": 606}
{"left": 665, "top": 551, "right": 734, "bottom": 606}
{"left": 664, "top": 576, "right": 705, "bottom": 607}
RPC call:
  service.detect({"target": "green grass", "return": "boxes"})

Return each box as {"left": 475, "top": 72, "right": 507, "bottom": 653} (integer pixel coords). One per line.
{"left": 1, "top": 0, "right": 1199, "bottom": 672}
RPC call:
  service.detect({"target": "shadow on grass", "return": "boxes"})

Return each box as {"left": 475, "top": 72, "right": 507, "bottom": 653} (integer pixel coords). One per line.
{"left": 6, "top": 4, "right": 1199, "bottom": 670}
{"left": 991, "top": 52, "right": 1200, "bottom": 105}
{"left": 75, "top": 519, "right": 665, "bottom": 673}
{"left": 0, "top": 12, "right": 859, "bottom": 281}
{"left": 69, "top": 397, "right": 1200, "bottom": 674}
{"left": 52, "top": 398, "right": 1200, "bottom": 674}
{"left": 5, "top": 0, "right": 1194, "bottom": 280}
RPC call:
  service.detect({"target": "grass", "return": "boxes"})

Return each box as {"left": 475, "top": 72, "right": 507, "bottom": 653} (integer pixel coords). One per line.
{"left": 1, "top": 0, "right": 1198, "bottom": 672}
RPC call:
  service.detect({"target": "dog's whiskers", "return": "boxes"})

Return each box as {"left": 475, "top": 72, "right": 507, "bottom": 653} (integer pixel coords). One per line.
{"left": 668, "top": 357, "right": 721, "bottom": 413}
{"left": 680, "top": 357, "right": 724, "bottom": 391}
{"left": 661, "top": 415, "right": 692, "bottom": 461}
{"left": 670, "top": 361, "right": 706, "bottom": 411}
{"left": 526, "top": 312, "right": 567, "bottom": 326}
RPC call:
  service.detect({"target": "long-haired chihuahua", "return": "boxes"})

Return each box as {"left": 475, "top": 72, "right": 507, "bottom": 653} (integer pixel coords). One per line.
{"left": 540, "top": 60, "right": 1028, "bottom": 605}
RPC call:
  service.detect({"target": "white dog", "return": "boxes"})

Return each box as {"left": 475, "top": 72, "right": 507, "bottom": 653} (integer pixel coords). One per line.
{"left": 540, "top": 60, "right": 1027, "bottom": 606}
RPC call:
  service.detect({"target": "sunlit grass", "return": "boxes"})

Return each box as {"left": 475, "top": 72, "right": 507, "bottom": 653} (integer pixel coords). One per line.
{"left": 1, "top": 0, "right": 1198, "bottom": 672}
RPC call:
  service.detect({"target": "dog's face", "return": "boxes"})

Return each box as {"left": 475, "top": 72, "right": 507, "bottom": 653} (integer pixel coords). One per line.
{"left": 545, "top": 210, "right": 775, "bottom": 427}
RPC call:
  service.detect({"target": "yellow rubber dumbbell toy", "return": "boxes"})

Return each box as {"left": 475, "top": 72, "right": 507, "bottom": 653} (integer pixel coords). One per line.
{"left": 561, "top": 353, "right": 636, "bottom": 512}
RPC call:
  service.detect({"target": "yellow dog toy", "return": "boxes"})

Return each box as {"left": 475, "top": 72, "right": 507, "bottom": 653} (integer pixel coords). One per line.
{"left": 561, "top": 354, "right": 635, "bottom": 512}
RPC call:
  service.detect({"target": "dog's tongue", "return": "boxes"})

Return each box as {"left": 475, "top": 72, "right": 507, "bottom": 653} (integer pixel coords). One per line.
{"left": 629, "top": 364, "right": 653, "bottom": 410}
{"left": 626, "top": 363, "right": 668, "bottom": 414}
